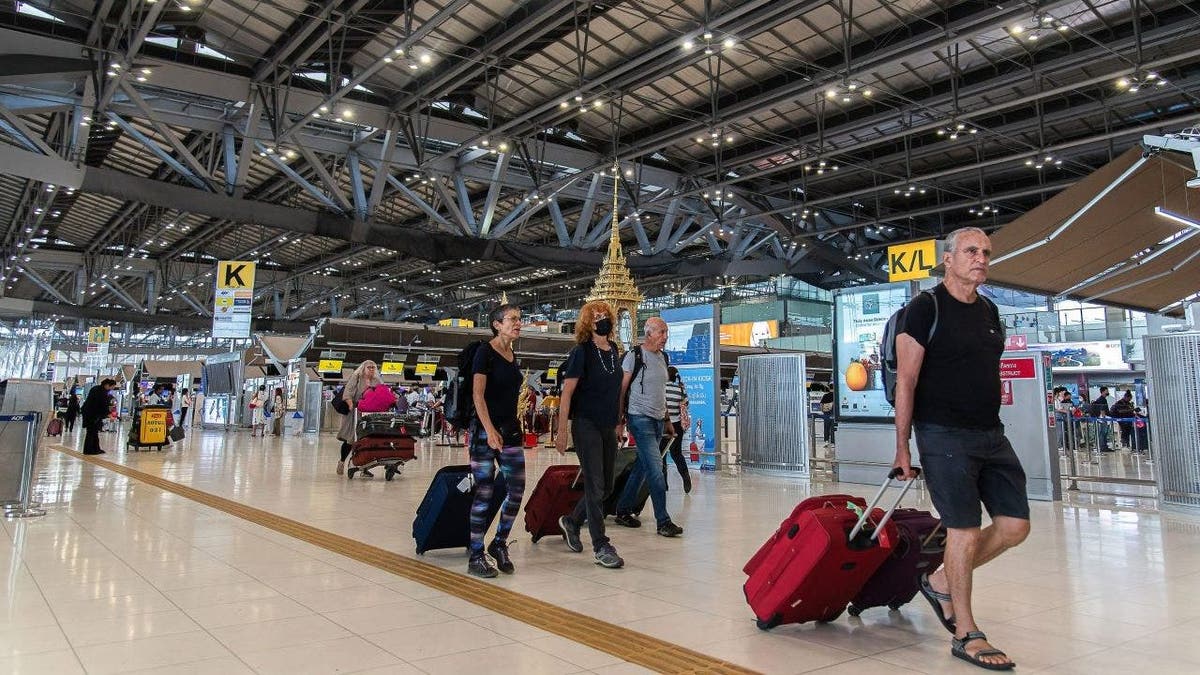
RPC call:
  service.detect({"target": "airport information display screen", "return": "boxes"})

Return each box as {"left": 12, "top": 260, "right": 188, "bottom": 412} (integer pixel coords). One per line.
{"left": 833, "top": 283, "right": 912, "bottom": 422}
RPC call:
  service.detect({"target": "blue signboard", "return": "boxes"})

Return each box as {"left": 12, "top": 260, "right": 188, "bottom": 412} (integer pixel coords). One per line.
{"left": 662, "top": 304, "right": 720, "bottom": 470}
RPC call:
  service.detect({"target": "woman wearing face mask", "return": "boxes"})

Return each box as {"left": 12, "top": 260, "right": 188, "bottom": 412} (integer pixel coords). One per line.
{"left": 555, "top": 300, "right": 625, "bottom": 569}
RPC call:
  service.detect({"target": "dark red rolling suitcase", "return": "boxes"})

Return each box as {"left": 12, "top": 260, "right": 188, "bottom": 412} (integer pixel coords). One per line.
{"left": 524, "top": 465, "right": 585, "bottom": 542}
{"left": 46, "top": 418, "right": 64, "bottom": 437}
{"left": 742, "top": 469, "right": 916, "bottom": 630}
{"left": 848, "top": 509, "right": 944, "bottom": 617}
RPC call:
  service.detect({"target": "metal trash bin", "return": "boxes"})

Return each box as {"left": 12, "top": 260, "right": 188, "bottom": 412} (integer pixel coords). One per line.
{"left": 1, "top": 412, "right": 46, "bottom": 518}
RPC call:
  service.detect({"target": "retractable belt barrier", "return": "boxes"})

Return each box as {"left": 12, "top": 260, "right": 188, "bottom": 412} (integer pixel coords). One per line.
{"left": 0, "top": 412, "right": 46, "bottom": 518}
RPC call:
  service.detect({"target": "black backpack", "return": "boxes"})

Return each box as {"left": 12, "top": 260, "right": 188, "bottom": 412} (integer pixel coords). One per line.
{"left": 445, "top": 340, "right": 484, "bottom": 430}
{"left": 330, "top": 385, "right": 350, "bottom": 415}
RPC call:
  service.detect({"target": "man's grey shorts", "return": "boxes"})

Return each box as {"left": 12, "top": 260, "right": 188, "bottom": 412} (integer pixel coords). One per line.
{"left": 914, "top": 423, "right": 1030, "bottom": 529}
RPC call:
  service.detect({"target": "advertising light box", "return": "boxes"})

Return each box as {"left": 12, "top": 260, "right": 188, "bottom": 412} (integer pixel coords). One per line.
{"left": 1028, "top": 340, "right": 1131, "bottom": 372}
{"left": 833, "top": 283, "right": 913, "bottom": 423}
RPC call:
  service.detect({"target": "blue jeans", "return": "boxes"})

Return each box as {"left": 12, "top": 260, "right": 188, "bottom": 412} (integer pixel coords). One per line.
{"left": 617, "top": 414, "right": 670, "bottom": 527}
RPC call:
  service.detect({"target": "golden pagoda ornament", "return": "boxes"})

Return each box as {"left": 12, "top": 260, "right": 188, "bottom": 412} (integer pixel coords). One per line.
{"left": 585, "top": 160, "right": 644, "bottom": 350}
{"left": 500, "top": 291, "right": 508, "bottom": 305}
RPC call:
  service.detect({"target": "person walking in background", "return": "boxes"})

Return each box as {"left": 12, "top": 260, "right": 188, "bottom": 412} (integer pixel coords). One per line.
{"left": 178, "top": 388, "right": 193, "bottom": 427}
{"left": 271, "top": 387, "right": 286, "bottom": 436}
{"left": 64, "top": 392, "right": 80, "bottom": 433}
{"left": 555, "top": 300, "right": 626, "bottom": 569}
{"left": 660, "top": 366, "right": 692, "bottom": 493}
{"left": 336, "top": 361, "right": 383, "bottom": 475}
{"left": 249, "top": 385, "right": 267, "bottom": 437}
{"left": 466, "top": 304, "right": 527, "bottom": 578}
{"left": 81, "top": 379, "right": 117, "bottom": 455}
{"left": 820, "top": 389, "right": 836, "bottom": 446}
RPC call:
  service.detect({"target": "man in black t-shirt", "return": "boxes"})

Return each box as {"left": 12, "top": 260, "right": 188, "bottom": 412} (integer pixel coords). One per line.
{"left": 893, "top": 227, "right": 1027, "bottom": 671}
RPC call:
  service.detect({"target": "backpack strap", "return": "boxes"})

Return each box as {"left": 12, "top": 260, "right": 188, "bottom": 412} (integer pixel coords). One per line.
{"left": 924, "top": 290, "right": 939, "bottom": 344}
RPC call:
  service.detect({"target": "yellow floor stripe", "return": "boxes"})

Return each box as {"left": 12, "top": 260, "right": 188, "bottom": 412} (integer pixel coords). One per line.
{"left": 52, "top": 446, "right": 759, "bottom": 674}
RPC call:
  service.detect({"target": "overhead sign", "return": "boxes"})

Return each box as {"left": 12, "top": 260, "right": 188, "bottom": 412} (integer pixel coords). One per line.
{"left": 381, "top": 353, "right": 405, "bottom": 375}
{"left": 1028, "top": 340, "right": 1130, "bottom": 372}
{"left": 212, "top": 261, "right": 256, "bottom": 339}
{"left": 887, "top": 239, "right": 938, "bottom": 282}
{"left": 1004, "top": 334, "right": 1028, "bottom": 351}
{"left": 318, "top": 350, "right": 346, "bottom": 374}
{"left": 86, "top": 325, "right": 110, "bottom": 368}
{"left": 546, "top": 360, "right": 562, "bottom": 382}
{"left": 415, "top": 354, "right": 439, "bottom": 376}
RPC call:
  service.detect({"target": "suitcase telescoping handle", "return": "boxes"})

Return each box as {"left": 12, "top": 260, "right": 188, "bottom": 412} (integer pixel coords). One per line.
{"left": 847, "top": 467, "right": 921, "bottom": 542}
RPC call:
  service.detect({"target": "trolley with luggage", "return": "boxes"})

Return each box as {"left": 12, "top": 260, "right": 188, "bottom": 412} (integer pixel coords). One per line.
{"left": 347, "top": 412, "right": 417, "bottom": 480}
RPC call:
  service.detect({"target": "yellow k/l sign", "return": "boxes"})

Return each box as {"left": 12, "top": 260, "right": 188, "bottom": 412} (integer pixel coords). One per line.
{"left": 887, "top": 239, "right": 938, "bottom": 282}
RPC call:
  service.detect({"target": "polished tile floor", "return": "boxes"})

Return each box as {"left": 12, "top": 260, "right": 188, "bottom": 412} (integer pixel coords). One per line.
{"left": 3, "top": 423, "right": 1199, "bottom": 674}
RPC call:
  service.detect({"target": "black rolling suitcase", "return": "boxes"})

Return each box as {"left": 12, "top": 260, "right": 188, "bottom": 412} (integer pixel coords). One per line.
{"left": 603, "top": 447, "right": 650, "bottom": 516}
{"left": 412, "top": 464, "right": 507, "bottom": 554}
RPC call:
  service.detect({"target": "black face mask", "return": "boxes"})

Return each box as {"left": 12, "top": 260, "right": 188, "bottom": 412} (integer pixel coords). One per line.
{"left": 594, "top": 317, "right": 613, "bottom": 336}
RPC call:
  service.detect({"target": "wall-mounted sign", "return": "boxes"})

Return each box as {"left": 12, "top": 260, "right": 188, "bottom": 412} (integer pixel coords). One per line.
{"left": 1004, "top": 334, "right": 1028, "bottom": 351}
{"left": 887, "top": 239, "right": 938, "bottom": 282}
{"left": 719, "top": 320, "right": 779, "bottom": 347}
{"left": 437, "top": 318, "right": 475, "bottom": 328}
{"left": 999, "top": 357, "right": 1037, "bottom": 379}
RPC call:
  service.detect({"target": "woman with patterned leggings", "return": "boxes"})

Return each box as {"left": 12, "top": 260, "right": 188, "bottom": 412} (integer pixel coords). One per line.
{"left": 467, "top": 304, "right": 527, "bottom": 578}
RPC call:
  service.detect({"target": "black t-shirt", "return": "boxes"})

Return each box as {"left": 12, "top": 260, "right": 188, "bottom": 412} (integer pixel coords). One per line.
{"left": 562, "top": 341, "right": 624, "bottom": 427}
{"left": 901, "top": 283, "right": 1004, "bottom": 429}
{"left": 473, "top": 341, "right": 522, "bottom": 429}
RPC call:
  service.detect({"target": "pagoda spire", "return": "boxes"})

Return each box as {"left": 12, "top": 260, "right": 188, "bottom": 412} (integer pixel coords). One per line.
{"left": 586, "top": 159, "right": 644, "bottom": 349}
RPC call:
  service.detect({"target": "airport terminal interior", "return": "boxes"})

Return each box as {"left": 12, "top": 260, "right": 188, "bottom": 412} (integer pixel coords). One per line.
{"left": 3, "top": 0, "right": 1200, "bottom": 673}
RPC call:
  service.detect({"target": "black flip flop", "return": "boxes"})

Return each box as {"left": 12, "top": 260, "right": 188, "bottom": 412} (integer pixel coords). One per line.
{"left": 919, "top": 573, "right": 956, "bottom": 634}
{"left": 952, "top": 631, "right": 1016, "bottom": 671}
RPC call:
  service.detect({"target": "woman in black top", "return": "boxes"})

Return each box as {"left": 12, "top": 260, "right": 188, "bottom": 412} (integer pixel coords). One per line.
{"left": 64, "top": 392, "right": 80, "bottom": 432}
{"left": 80, "top": 379, "right": 116, "bottom": 455}
{"left": 467, "top": 304, "right": 527, "bottom": 578}
{"left": 554, "top": 300, "right": 625, "bottom": 569}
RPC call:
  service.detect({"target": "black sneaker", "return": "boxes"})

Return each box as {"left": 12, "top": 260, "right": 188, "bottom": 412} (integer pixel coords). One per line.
{"left": 559, "top": 515, "right": 583, "bottom": 553}
{"left": 594, "top": 544, "right": 624, "bottom": 569}
{"left": 614, "top": 513, "right": 641, "bottom": 528}
{"left": 487, "top": 541, "right": 514, "bottom": 574}
{"left": 657, "top": 521, "right": 684, "bottom": 537}
{"left": 467, "top": 552, "right": 498, "bottom": 578}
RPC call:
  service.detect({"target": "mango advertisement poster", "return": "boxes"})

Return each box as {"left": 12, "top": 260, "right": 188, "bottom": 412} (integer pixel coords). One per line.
{"left": 718, "top": 320, "right": 778, "bottom": 347}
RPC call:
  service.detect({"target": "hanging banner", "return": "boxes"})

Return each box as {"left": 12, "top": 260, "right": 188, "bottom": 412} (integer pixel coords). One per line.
{"left": 662, "top": 304, "right": 720, "bottom": 471}
{"left": 212, "top": 260, "right": 256, "bottom": 339}
{"left": 85, "top": 325, "right": 110, "bottom": 368}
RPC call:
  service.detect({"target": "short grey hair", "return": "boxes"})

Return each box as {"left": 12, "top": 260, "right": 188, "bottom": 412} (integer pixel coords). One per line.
{"left": 644, "top": 317, "right": 667, "bottom": 335}
{"left": 944, "top": 227, "right": 988, "bottom": 252}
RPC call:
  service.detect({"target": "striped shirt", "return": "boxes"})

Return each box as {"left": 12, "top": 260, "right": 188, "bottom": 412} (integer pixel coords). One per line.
{"left": 665, "top": 379, "right": 688, "bottom": 422}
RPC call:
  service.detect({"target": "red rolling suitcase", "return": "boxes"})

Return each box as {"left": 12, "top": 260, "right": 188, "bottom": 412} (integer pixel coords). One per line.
{"left": 743, "top": 469, "right": 916, "bottom": 630}
{"left": 523, "top": 465, "right": 585, "bottom": 542}
{"left": 848, "top": 509, "right": 944, "bottom": 617}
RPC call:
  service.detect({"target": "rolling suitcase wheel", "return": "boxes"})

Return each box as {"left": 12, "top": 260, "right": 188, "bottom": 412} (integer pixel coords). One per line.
{"left": 385, "top": 466, "right": 396, "bottom": 481}
{"left": 847, "top": 604, "right": 863, "bottom": 617}
{"left": 756, "top": 614, "right": 782, "bottom": 631}
{"left": 347, "top": 467, "right": 358, "bottom": 479}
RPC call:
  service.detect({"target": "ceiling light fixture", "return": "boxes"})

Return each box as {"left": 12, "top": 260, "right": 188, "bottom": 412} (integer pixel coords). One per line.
{"left": 1025, "top": 153, "right": 1061, "bottom": 170}
{"left": 694, "top": 128, "right": 734, "bottom": 147}
{"left": 824, "top": 80, "right": 872, "bottom": 104}
{"left": 803, "top": 159, "right": 839, "bottom": 175}
{"left": 681, "top": 29, "right": 737, "bottom": 55}
{"left": 1117, "top": 70, "right": 1166, "bottom": 93}
{"left": 893, "top": 184, "right": 927, "bottom": 198}
{"left": 937, "top": 120, "right": 977, "bottom": 140}
{"left": 1007, "top": 13, "right": 1068, "bottom": 42}
{"left": 968, "top": 202, "right": 998, "bottom": 217}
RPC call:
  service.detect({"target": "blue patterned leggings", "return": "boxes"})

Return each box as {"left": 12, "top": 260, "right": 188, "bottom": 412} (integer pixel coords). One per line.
{"left": 469, "top": 432, "right": 526, "bottom": 553}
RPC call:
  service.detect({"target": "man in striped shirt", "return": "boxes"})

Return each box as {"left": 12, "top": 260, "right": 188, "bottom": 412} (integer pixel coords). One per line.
{"left": 661, "top": 366, "right": 692, "bottom": 493}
